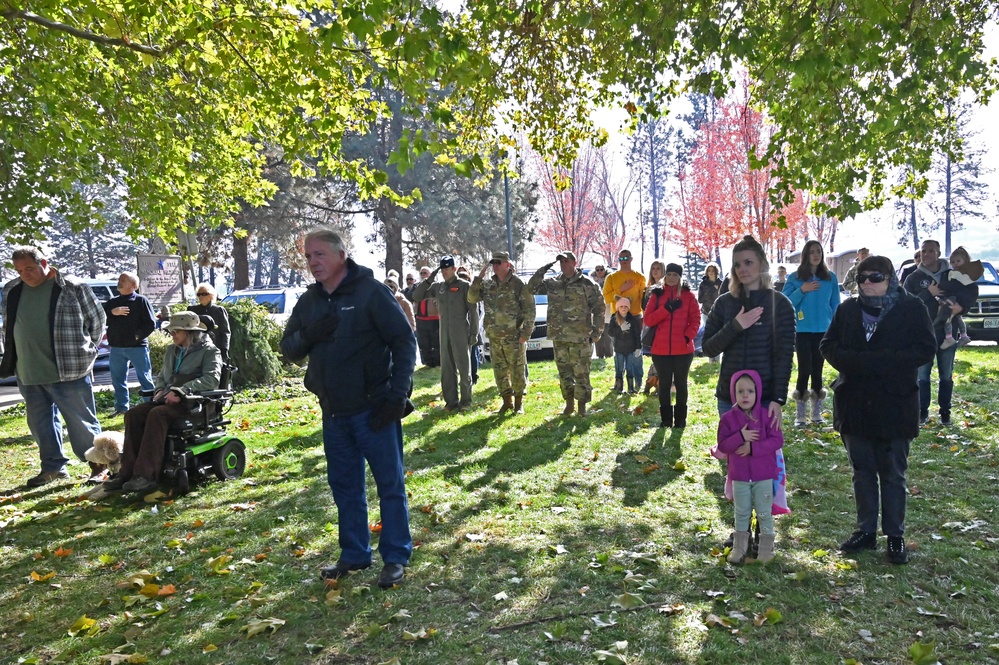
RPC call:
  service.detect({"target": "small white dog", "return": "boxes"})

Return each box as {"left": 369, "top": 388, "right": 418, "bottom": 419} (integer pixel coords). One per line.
{"left": 84, "top": 431, "right": 124, "bottom": 475}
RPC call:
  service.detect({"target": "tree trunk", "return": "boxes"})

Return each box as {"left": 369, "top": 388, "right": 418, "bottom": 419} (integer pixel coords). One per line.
{"left": 944, "top": 153, "right": 952, "bottom": 257}
{"left": 233, "top": 231, "right": 250, "bottom": 290}
{"left": 909, "top": 199, "right": 919, "bottom": 250}
{"left": 268, "top": 246, "right": 281, "bottom": 285}
{"left": 382, "top": 199, "right": 403, "bottom": 278}
{"left": 253, "top": 235, "right": 264, "bottom": 288}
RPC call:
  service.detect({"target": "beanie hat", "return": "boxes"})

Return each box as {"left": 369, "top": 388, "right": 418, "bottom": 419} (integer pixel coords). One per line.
{"left": 665, "top": 262, "right": 683, "bottom": 275}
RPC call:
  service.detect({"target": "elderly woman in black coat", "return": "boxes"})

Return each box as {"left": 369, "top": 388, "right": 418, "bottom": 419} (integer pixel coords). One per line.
{"left": 819, "top": 256, "right": 935, "bottom": 565}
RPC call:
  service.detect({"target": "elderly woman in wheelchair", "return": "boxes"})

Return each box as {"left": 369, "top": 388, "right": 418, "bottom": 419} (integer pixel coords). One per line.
{"left": 104, "top": 311, "right": 222, "bottom": 493}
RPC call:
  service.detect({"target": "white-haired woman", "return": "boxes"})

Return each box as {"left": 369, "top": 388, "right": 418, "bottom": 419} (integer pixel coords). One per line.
{"left": 104, "top": 312, "right": 222, "bottom": 493}
{"left": 188, "top": 282, "right": 231, "bottom": 362}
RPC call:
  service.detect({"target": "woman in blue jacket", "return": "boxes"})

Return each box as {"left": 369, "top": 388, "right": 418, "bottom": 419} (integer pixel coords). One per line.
{"left": 783, "top": 240, "right": 841, "bottom": 426}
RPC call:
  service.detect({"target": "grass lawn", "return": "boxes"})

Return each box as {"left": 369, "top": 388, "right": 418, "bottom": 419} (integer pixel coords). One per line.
{"left": 2, "top": 349, "right": 999, "bottom": 665}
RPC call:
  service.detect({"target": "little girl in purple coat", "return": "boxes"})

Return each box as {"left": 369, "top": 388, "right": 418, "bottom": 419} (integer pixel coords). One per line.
{"left": 716, "top": 369, "right": 785, "bottom": 564}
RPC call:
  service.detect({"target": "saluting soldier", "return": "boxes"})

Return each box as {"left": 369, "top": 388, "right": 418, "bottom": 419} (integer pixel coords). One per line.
{"left": 528, "top": 251, "right": 605, "bottom": 416}
{"left": 468, "top": 252, "right": 535, "bottom": 414}
{"left": 413, "top": 255, "right": 478, "bottom": 411}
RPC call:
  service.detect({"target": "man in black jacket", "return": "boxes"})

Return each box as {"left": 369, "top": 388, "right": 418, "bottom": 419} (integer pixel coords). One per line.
{"left": 280, "top": 229, "right": 416, "bottom": 590}
{"left": 103, "top": 272, "right": 157, "bottom": 417}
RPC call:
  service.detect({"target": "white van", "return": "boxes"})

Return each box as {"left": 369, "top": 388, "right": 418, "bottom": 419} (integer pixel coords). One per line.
{"left": 221, "top": 286, "right": 307, "bottom": 326}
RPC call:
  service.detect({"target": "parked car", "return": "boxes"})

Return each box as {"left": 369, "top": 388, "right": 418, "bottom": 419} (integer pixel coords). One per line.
{"left": 481, "top": 292, "right": 554, "bottom": 361}
{"left": 963, "top": 260, "right": 999, "bottom": 344}
{"left": 84, "top": 279, "right": 120, "bottom": 303}
{"left": 222, "top": 286, "right": 307, "bottom": 326}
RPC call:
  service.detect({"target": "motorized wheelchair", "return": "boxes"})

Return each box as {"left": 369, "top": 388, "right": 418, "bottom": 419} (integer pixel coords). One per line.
{"left": 146, "top": 363, "right": 247, "bottom": 494}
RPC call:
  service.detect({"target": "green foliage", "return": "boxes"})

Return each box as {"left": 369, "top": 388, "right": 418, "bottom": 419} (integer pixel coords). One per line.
{"left": 224, "top": 299, "right": 282, "bottom": 389}
{"left": 146, "top": 329, "right": 173, "bottom": 378}
{"left": 2, "top": 0, "right": 995, "bottom": 240}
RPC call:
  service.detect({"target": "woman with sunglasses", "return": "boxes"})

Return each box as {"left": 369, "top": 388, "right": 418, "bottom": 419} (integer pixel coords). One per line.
{"left": 820, "top": 256, "right": 935, "bottom": 564}
{"left": 188, "top": 283, "right": 231, "bottom": 363}
{"left": 782, "top": 240, "right": 841, "bottom": 426}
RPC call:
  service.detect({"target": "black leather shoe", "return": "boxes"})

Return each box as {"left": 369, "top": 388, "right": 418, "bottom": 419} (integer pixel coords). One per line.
{"left": 840, "top": 530, "right": 877, "bottom": 553}
{"left": 887, "top": 536, "right": 909, "bottom": 564}
{"left": 377, "top": 563, "right": 405, "bottom": 589}
{"left": 319, "top": 561, "right": 370, "bottom": 581}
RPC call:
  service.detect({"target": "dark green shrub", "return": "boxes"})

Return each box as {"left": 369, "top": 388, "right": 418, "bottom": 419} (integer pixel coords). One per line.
{"left": 224, "top": 299, "right": 282, "bottom": 388}
{"left": 147, "top": 329, "right": 172, "bottom": 376}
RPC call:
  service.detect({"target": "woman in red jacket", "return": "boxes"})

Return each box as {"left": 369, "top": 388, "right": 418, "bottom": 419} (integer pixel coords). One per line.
{"left": 643, "top": 263, "right": 701, "bottom": 428}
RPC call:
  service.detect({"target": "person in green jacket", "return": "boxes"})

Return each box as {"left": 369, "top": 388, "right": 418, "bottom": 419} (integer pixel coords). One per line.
{"left": 413, "top": 255, "right": 478, "bottom": 411}
{"left": 104, "top": 312, "right": 222, "bottom": 494}
{"left": 469, "top": 252, "right": 536, "bottom": 414}
{"left": 529, "top": 251, "right": 605, "bottom": 416}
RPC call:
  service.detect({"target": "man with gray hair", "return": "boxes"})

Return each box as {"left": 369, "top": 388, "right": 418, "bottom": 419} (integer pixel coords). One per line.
{"left": 1, "top": 246, "right": 107, "bottom": 487}
{"left": 103, "top": 272, "right": 157, "bottom": 421}
{"left": 281, "top": 229, "right": 416, "bottom": 589}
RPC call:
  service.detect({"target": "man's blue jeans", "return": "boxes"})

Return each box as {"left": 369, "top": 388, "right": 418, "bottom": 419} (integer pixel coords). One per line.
{"left": 18, "top": 375, "right": 102, "bottom": 473}
{"left": 109, "top": 346, "right": 155, "bottom": 413}
{"left": 323, "top": 408, "right": 412, "bottom": 567}
{"left": 917, "top": 344, "right": 956, "bottom": 417}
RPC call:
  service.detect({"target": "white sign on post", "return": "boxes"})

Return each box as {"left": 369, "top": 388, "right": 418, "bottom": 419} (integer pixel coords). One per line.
{"left": 137, "top": 254, "right": 185, "bottom": 309}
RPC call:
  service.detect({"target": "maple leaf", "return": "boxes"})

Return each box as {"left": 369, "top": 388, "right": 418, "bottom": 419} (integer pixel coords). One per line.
{"left": 30, "top": 571, "right": 56, "bottom": 582}
{"left": 240, "top": 617, "right": 285, "bottom": 638}
{"left": 54, "top": 546, "right": 73, "bottom": 557}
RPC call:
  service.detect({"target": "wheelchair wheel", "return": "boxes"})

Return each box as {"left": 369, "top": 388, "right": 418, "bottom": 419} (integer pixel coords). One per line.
{"left": 211, "top": 439, "right": 246, "bottom": 480}
{"left": 176, "top": 469, "right": 190, "bottom": 494}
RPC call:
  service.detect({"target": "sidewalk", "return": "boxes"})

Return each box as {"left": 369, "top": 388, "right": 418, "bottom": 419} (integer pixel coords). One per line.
{"left": 0, "top": 370, "right": 139, "bottom": 411}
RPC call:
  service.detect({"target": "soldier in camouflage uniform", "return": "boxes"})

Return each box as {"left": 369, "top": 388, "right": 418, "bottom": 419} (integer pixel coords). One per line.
{"left": 413, "top": 255, "right": 478, "bottom": 411}
{"left": 528, "top": 251, "right": 605, "bottom": 416}
{"left": 468, "top": 251, "right": 536, "bottom": 414}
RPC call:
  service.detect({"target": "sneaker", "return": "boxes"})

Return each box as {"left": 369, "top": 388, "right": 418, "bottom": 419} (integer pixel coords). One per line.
{"left": 26, "top": 469, "right": 70, "bottom": 488}
{"left": 887, "top": 536, "right": 909, "bottom": 564}
{"left": 940, "top": 336, "right": 957, "bottom": 350}
{"left": 940, "top": 412, "right": 952, "bottom": 426}
{"left": 839, "top": 530, "right": 877, "bottom": 553}
{"left": 920, "top": 411, "right": 929, "bottom": 425}
{"left": 121, "top": 476, "right": 158, "bottom": 493}
{"left": 320, "top": 561, "right": 371, "bottom": 581}
{"left": 957, "top": 335, "right": 972, "bottom": 347}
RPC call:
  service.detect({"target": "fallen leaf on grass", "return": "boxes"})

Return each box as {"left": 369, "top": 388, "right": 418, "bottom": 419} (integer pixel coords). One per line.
{"left": 705, "top": 614, "right": 735, "bottom": 629}
{"left": 908, "top": 640, "right": 940, "bottom": 665}
{"left": 753, "top": 608, "right": 783, "bottom": 626}
{"left": 54, "top": 546, "right": 73, "bottom": 557}
{"left": 98, "top": 654, "right": 149, "bottom": 664}
{"left": 143, "top": 490, "right": 168, "bottom": 503}
{"left": 657, "top": 604, "right": 685, "bottom": 616}
{"left": 231, "top": 503, "right": 257, "bottom": 512}
{"left": 29, "top": 571, "right": 56, "bottom": 582}
{"left": 916, "top": 607, "right": 948, "bottom": 618}
{"left": 642, "top": 463, "right": 660, "bottom": 475}
{"left": 611, "top": 592, "right": 644, "bottom": 609}
{"left": 672, "top": 460, "right": 687, "bottom": 471}
{"left": 240, "top": 617, "right": 285, "bottom": 638}
{"left": 401, "top": 628, "right": 436, "bottom": 641}
{"left": 68, "top": 614, "right": 100, "bottom": 637}
{"left": 202, "top": 645, "right": 218, "bottom": 653}
{"left": 859, "top": 629, "right": 875, "bottom": 642}
{"left": 594, "top": 640, "right": 629, "bottom": 664}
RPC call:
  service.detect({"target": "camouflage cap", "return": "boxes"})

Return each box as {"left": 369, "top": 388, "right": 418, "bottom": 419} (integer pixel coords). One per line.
{"left": 556, "top": 250, "right": 577, "bottom": 262}
{"left": 491, "top": 251, "right": 510, "bottom": 262}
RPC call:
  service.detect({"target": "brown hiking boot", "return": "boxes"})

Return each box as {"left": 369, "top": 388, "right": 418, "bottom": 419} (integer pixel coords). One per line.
{"left": 498, "top": 394, "right": 514, "bottom": 415}
{"left": 577, "top": 400, "right": 587, "bottom": 417}
{"left": 513, "top": 394, "right": 524, "bottom": 414}
{"left": 561, "top": 398, "right": 575, "bottom": 416}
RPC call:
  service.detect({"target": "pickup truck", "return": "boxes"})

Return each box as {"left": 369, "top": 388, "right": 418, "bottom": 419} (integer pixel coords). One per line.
{"left": 964, "top": 260, "right": 999, "bottom": 344}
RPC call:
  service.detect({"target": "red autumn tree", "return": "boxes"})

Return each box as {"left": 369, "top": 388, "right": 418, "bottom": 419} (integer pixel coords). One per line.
{"left": 667, "top": 80, "right": 809, "bottom": 265}
{"left": 533, "top": 143, "right": 607, "bottom": 264}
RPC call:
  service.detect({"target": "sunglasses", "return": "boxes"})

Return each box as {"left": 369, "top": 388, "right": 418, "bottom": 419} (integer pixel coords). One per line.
{"left": 619, "top": 256, "right": 632, "bottom": 261}
{"left": 196, "top": 292, "right": 211, "bottom": 296}
{"left": 857, "top": 272, "right": 886, "bottom": 284}
{"left": 490, "top": 260, "right": 503, "bottom": 265}
{"left": 406, "top": 277, "right": 415, "bottom": 281}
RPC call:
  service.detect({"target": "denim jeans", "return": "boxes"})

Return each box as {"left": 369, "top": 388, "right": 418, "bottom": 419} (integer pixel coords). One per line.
{"left": 917, "top": 345, "right": 957, "bottom": 416}
{"left": 614, "top": 349, "right": 642, "bottom": 381}
{"left": 109, "top": 346, "right": 155, "bottom": 413}
{"left": 842, "top": 434, "right": 910, "bottom": 537}
{"left": 18, "top": 375, "right": 102, "bottom": 473}
{"left": 732, "top": 480, "right": 774, "bottom": 535}
{"left": 323, "top": 408, "right": 412, "bottom": 566}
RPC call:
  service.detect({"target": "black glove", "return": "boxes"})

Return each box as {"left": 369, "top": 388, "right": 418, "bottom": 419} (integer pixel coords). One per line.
{"left": 369, "top": 399, "right": 410, "bottom": 432}
{"left": 663, "top": 298, "right": 683, "bottom": 313}
{"left": 304, "top": 316, "right": 338, "bottom": 344}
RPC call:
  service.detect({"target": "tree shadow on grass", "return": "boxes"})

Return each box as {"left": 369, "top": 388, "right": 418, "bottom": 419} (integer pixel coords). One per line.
{"left": 610, "top": 427, "right": 685, "bottom": 507}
